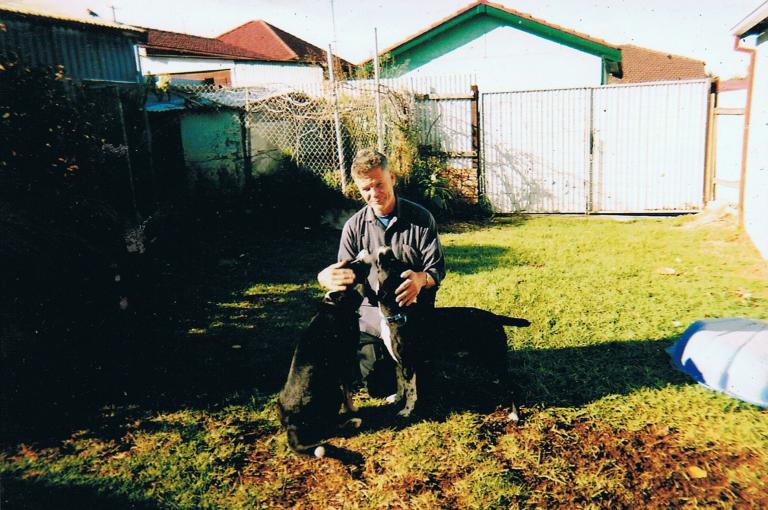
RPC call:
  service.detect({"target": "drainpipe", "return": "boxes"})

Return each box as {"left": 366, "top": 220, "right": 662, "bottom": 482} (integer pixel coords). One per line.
{"left": 733, "top": 35, "right": 756, "bottom": 230}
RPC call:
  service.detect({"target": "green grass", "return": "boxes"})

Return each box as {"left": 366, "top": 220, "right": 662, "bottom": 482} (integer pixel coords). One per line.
{"left": 3, "top": 215, "right": 768, "bottom": 509}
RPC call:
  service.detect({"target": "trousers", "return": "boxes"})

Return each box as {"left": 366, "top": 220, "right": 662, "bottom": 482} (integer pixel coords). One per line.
{"left": 357, "top": 332, "right": 396, "bottom": 397}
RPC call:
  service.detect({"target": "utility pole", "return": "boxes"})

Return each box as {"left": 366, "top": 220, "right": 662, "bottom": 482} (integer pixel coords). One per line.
{"left": 328, "top": 45, "right": 347, "bottom": 190}
{"left": 374, "top": 28, "right": 384, "bottom": 153}
{"left": 329, "top": 0, "right": 339, "bottom": 56}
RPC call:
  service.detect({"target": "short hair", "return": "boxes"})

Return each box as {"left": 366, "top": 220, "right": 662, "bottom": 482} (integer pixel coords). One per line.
{"left": 351, "top": 148, "right": 387, "bottom": 179}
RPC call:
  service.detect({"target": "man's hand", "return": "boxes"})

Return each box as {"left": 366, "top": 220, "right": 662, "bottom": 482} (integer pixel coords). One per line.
{"left": 395, "top": 270, "right": 429, "bottom": 307}
{"left": 318, "top": 260, "right": 355, "bottom": 292}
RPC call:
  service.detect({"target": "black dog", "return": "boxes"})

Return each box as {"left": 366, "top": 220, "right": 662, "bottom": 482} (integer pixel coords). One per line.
{"left": 374, "top": 246, "right": 530, "bottom": 419}
{"left": 277, "top": 251, "right": 373, "bottom": 456}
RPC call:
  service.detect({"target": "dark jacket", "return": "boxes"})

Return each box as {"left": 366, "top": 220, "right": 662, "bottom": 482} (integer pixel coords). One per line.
{"left": 338, "top": 196, "right": 445, "bottom": 338}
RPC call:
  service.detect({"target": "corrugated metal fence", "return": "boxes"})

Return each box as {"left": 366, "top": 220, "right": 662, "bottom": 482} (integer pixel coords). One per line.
{"left": 482, "top": 79, "right": 710, "bottom": 213}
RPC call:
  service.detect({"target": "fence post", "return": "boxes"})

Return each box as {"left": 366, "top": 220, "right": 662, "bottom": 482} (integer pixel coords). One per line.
{"left": 703, "top": 83, "right": 716, "bottom": 205}
{"left": 374, "top": 28, "right": 384, "bottom": 153}
{"left": 241, "top": 87, "right": 253, "bottom": 187}
{"left": 327, "top": 45, "right": 347, "bottom": 190}
{"left": 470, "top": 84, "right": 481, "bottom": 202}
{"left": 587, "top": 87, "right": 595, "bottom": 215}
{"left": 141, "top": 107, "right": 158, "bottom": 208}
{"left": 114, "top": 85, "right": 140, "bottom": 221}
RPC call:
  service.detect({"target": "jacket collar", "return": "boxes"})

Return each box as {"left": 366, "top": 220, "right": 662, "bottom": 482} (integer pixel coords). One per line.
{"left": 365, "top": 195, "right": 404, "bottom": 226}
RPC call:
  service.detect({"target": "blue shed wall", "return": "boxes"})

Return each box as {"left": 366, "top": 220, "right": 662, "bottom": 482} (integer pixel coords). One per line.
{"left": 0, "top": 16, "right": 141, "bottom": 82}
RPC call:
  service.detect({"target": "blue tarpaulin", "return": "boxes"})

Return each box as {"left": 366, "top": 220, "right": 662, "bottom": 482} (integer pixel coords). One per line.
{"left": 667, "top": 318, "right": 768, "bottom": 408}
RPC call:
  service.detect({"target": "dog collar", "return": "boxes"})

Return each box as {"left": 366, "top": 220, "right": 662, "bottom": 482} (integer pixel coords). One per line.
{"left": 384, "top": 312, "right": 408, "bottom": 325}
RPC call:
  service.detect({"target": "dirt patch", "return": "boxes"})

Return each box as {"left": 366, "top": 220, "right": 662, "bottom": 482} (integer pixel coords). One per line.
{"left": 679, "top": 204, "right": 738, "bottom": 229}
{"left": 485, "top": 411, "right": 767, "bottom": 509}
{"left": 240, "top": 440, "right": 363, "bottom": 508}
{"left": 230, "top": 412, "right": 768, "bottom": 509}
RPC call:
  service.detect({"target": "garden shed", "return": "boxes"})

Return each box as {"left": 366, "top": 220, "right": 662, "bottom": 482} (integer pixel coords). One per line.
{"left": 0, "top": 5, "right": 145, "bottom": 83}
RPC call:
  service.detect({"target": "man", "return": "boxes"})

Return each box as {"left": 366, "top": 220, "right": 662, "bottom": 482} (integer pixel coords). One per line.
{"left": 317, "top": 148, "right": 446, "bottom": 396}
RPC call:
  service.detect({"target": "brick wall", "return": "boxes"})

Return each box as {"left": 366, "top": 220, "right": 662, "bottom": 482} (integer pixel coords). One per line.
{"left": 442, "top": 166, "right": 478, "bottom": 203}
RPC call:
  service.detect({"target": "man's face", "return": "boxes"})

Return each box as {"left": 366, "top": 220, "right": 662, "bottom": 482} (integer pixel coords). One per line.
{"left": 354, "top": 166, "right": 396, "bottom": 216}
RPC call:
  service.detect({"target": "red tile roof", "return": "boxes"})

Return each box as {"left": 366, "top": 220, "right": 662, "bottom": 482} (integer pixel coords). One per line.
{"left": 218, "top": 20, "right": 351, "bottom": 67}
{"left": 608, "top": 45, "right": 707, "bottom": 84}
{"left": 143, "top": 27, "right": 273, "bottom": 61}
{"left": 360, "top": 0, "right": 620, "bottom": 66}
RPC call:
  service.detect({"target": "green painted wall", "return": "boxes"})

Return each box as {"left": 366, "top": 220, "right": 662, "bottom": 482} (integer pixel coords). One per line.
{"left": 383, "top": 16, "right": 504, "bottom": 77}
{"left": 180, "top": 111, "right": 246, "bottom": 193}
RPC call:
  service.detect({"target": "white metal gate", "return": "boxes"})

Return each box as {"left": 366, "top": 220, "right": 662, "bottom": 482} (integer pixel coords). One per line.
{"left": 481, "top": 79, "right": 710, "bottom": 213}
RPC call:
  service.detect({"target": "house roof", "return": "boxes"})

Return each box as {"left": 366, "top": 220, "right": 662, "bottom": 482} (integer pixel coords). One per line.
{"left": 0, "top": 5, "right": 145, "bottom": 38}
{"left": 607, "top": 44, "right": 707, "bottom": 84}
{"left": 142, "top": 27, "right": 274, "bottom": 61}
{"left": 359, "top": 0, "right": 622, "bottom": 66}
{"left": 218, "top": 19, "right": 351, "bottom": 67}
{"left": 732, "top": 1, "right": 768, "bottom": 37}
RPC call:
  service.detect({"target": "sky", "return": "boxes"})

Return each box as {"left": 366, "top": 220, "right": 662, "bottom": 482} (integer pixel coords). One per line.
{"left": 3, "top": 0, "right": 761, "bottom": 79}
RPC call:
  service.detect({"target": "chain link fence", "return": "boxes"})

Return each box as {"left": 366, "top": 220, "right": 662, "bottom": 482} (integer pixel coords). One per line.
{"left": 169, "top": 74, "right": 476, "bottom": 188}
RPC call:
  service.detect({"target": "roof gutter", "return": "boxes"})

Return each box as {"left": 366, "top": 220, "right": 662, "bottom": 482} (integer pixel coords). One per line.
{"left": 732, "top": 35, "right": 756, "bottom": 230}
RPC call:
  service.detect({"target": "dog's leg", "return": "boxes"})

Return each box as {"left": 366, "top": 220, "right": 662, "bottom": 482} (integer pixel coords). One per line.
{"left": 341, "top": 383, "right": 358, "bottom": 413}
{"left": 397, "top": 371, "right": 418, "bottom": 418}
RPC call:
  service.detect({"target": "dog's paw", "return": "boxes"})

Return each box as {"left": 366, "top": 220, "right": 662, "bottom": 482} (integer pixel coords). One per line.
{"left": 340, "top": 417, "right": 362, "bottom": 430}
{"left": 396, "top": 406, "right": 415, "bottom": 419}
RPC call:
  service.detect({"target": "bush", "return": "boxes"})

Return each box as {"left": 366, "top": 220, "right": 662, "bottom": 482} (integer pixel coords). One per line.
{"left": 246, "top": 155, "right": 360, "bottom": 231}
{"left": 1, "top": 58, "right": 136, "bottom": 433}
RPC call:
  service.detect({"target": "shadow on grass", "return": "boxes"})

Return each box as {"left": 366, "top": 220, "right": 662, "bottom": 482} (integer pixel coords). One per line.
{"left": 439, "top": 214, "right": 528, "bottom": 234}
{"left": 2, "top": 228, "right": 340, "bottom": 445}
{"left": 445, "top": 244, "right": 534, "bottom": 274}
{"left": 353, "top": 337, "right": 692, "bottom": 426}
{"left": 3, "top": 221, "right": 689, "bottom": 450}
{"left": 0, "top": 475, "right": 165, "bottom": 510}
{"left": 510, "top": 337, "right": 692, "bottom": 408}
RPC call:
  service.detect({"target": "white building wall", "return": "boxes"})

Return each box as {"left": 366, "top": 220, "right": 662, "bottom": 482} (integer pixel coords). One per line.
{"left": 139, "top": 54, "right": 234, "bottom": 75}
{"left": 744, "top": 36, "right": 768, "bottom": 260}
{"left": 139, "top": 52, "right": 323, "bottom": 87}
{"left": 232, "top": 62, "right": 323, "bottom": 87}
{"left": 398, "top": 25, "right": 603, "bottom": 93}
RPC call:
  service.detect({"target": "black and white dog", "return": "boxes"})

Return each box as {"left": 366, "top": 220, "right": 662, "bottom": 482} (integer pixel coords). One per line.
{"left": 277, "top": 251, "right": 373, "bottom": 457}
{"left": 374, "top": 246, "right": 530, "bottom": 419}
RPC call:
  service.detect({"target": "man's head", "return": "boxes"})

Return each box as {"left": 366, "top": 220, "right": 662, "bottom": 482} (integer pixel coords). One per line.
{"left": 351, "top": 148, "right": 396, "bottom": 217}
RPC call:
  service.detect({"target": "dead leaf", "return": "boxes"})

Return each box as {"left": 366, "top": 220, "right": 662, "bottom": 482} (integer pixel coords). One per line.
{"left": 687, "top": 465, "right": 707, "bottom": 479}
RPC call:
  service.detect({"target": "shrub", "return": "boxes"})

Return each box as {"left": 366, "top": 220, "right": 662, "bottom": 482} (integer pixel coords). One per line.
{"left": 246, "top": 155, "right": 360, "bottom": 231}
{"left": 1, "top": 57, "right": 136, "bottom": 432}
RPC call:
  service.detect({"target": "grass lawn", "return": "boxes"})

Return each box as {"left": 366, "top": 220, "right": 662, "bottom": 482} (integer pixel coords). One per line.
{"left": 2, "top": 214, "right": 767, "bottom": 509}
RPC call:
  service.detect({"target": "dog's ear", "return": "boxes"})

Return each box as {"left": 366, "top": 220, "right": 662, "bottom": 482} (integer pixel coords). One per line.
{"left": 354, "top": 249, "right": 374, "bottom": 265}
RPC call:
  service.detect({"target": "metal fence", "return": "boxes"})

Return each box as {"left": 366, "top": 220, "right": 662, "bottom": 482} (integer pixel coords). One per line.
{"left": 167, "top": 76, "right": 710, "bottom": 214}
{"left": 482, "top": 79, "right": 711, "bottom": 213}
